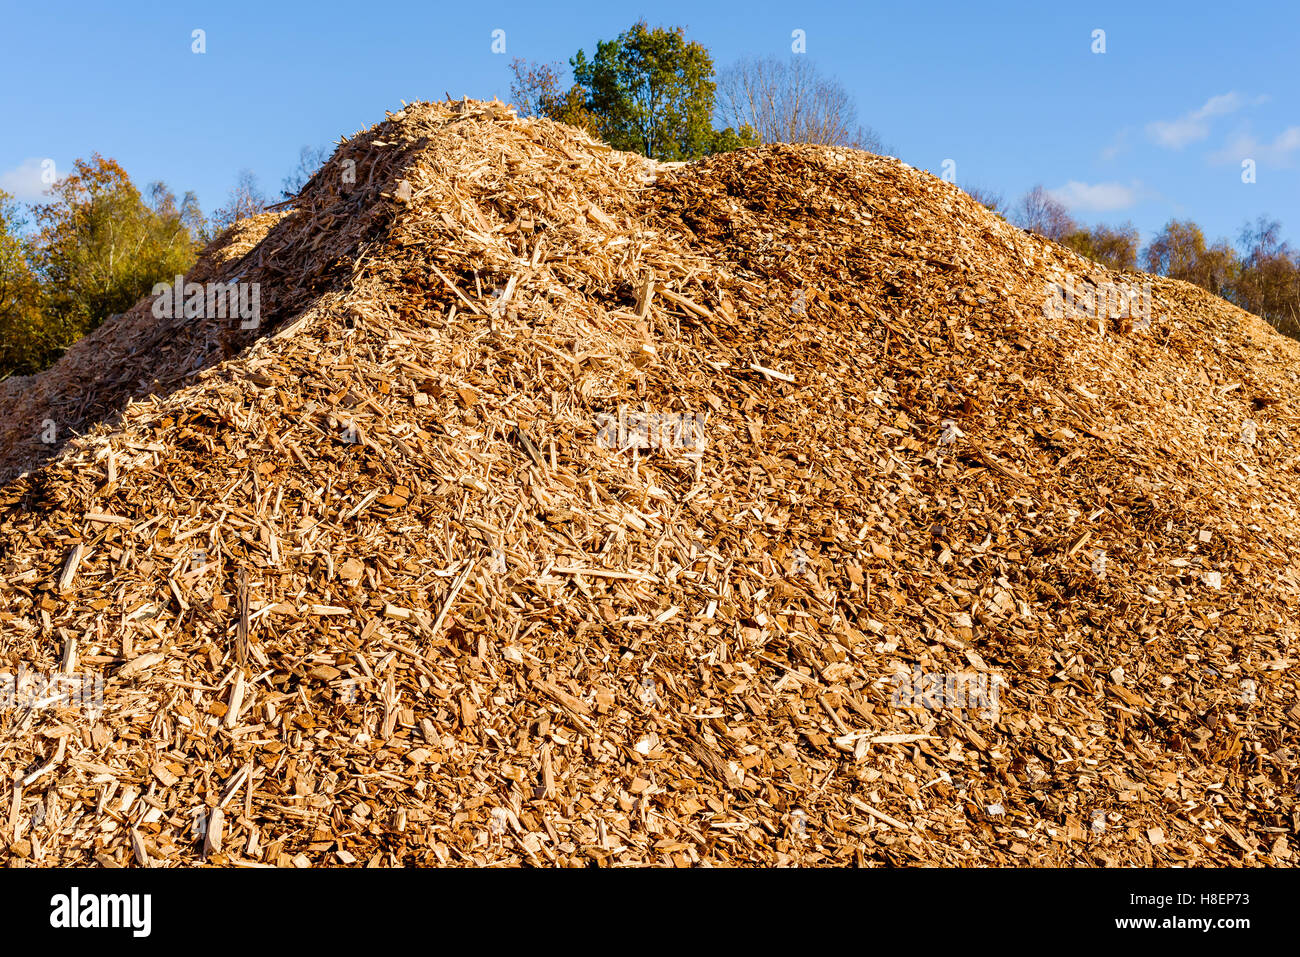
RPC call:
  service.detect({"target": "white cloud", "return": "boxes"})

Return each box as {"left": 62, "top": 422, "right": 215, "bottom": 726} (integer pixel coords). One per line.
{"left": 1210, "top": 126, "right": 1300, "bottom": 167}
{"left": 1146, "top": 92, "right": 1255, "bottom": 149}
{"left": 0, "top": 157, "right": 56, "bottom": 202}
{"left": 1047, "top": 180, "right": 1140, "bottom": 212}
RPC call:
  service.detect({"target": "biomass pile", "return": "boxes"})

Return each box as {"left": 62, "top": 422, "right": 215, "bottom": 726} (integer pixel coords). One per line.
{"left": 0, "top": 98, "right": 1296, "bottom": 867}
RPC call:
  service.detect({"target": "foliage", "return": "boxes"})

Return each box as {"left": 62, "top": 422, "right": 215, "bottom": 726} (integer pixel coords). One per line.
{"left": 1061, "top": 222, "right": 1140, "bottom": 271}
{"left": 708, "top": 124, "right": 761, "bottom": 154}
{"left": 1007, "top": 189, "right": 1299, "bottom": 337}
{"left": 1231, "top": 217, "right": 1300, "bottom": 333}
{"left": 20, "top": 155, "right": 201, "bottom": 373}
{"left": 510, "top": 22, "right": 759, "bottom": 160}
{"left": 568, "top": 21, "right": 719, "bottom": 160}
{"left": 0, "top": 190, "right": 45, "bottom": 377}
{"left": 508, "top": 59, "right": 600, "bottom": 133}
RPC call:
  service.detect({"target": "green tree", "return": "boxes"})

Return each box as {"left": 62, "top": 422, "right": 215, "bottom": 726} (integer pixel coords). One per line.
{"left": 28, "top": 154, "right": 201, "bottom": 369}
{"left": 513, "top": 23, "right": 754, "bottom": 160}
{"left": 708, "top": 124, "right": 761, "bottom": 154}
{"left": 570, "top": 21, "right": 720, "bottom": 160}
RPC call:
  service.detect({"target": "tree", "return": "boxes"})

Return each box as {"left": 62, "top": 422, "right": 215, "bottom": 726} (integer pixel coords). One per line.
{"left": 510, "top": 23, "right": 757, "bottom": 159}
{"left": 570, "top": 21, "right": 721, "bottom": 160}
{"left": 282, "top": 145, "right": 332, "bottom": 198}
{"left": 147, "top": 180, "right": 206, "bottom": 247}
{"left": 510, "top": 58, "right": 561, "bottom": 120}
{"left": 716, "top": 56, "right": 884, "bottom": 151}
{"left": 1231, "top": 216, "right": 1299, "bottom": 330}
{"left": 29, "top": 154, "right": 200, "bottom": 366}
{"left": 963, "top": 185, "right": 1005, "bottom": 216}
{"left": 1062, "top": 222, "right": 1140, "bottom": 270}
{"left": 1239, "top": 216, "right": 1287, "bottom": 261}
{"left": 1013, "top": 185, "right": 1077, "bottom": 241}
{"left": 708, "top": 125, "right": 761, "bottom": 154}
{"left": 1143, "top": 219, "right": 1206, "bottom": 280}
{"left": 1196, "top": 240, "right": 1241, "bottom": 299}
{"left": 508, "top": 58, "right": 599, "bottom": 133}
{"left": 212, "top": 169, "right": 267, "bottom": 233}
{"left": 1140, "top": 218, "right": 1240, "bottom": 302}
{"left": 0, "top": 189, "right": 44, "bottom": 377}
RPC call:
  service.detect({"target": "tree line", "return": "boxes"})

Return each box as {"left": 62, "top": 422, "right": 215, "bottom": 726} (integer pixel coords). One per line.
{"left": 968, "top": 184, "right": 1300, "bottom": 336}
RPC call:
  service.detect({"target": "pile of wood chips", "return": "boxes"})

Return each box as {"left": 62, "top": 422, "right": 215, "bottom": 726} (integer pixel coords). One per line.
{"left": 0, "top": 98, "right": 1296, "bottom": 867}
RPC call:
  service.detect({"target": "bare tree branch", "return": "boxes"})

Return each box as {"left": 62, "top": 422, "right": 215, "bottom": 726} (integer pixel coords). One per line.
{"left": 717, "top": 56, "right": 886, "bottom": 152}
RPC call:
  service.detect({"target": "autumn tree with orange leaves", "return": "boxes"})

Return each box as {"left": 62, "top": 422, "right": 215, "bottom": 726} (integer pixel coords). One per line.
{"left": 0, "top": 188, "right": 44, "bottom": 375}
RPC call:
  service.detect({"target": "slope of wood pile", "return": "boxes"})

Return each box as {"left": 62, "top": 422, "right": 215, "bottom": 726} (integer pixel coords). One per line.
{"left": 0, "top": 98, "right": 1296, "bottom": 867}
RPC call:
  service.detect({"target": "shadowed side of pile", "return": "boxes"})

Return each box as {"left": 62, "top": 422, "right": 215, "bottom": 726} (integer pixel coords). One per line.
{"left": 0, "top": 100, "right": 1295, "bottom": 868}
{"left": 0, "top": 214, "right": 282, "bottom": 483}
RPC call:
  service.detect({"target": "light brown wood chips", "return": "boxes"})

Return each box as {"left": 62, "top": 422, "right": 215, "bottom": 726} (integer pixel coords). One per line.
{"left": 0, "top": 98, "right": 1296, "bottom": 867}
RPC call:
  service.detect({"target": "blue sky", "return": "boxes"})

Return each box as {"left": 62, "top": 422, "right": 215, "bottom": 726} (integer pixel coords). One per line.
{"left": 2, "top": 0, "right": 1296, "bottom": 249}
